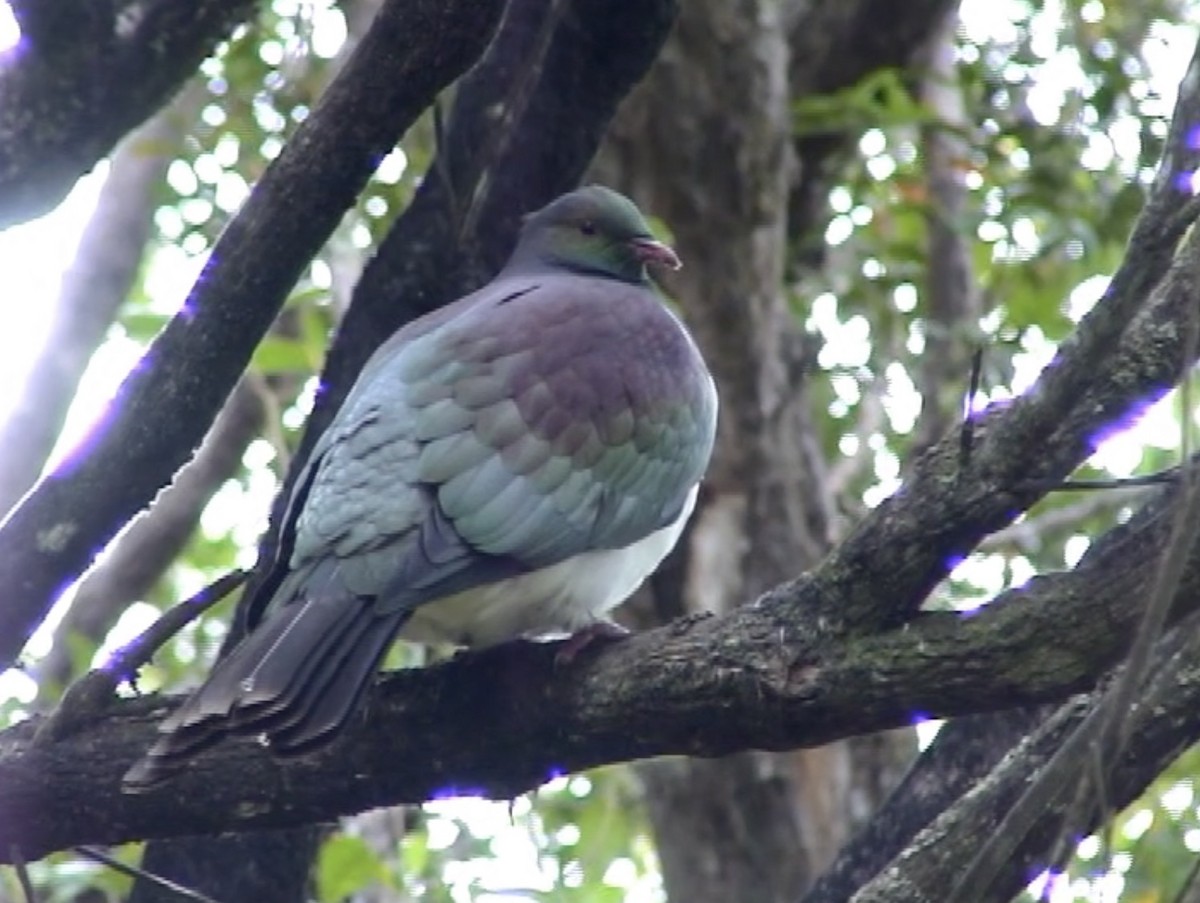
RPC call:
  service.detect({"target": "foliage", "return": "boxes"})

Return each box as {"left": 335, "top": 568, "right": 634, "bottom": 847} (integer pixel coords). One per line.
{"left": 796, "top": 0, "right": 1200, "bottom": 896}
{"left": 4, "top": 0, "right": 1200, "bottom": 899}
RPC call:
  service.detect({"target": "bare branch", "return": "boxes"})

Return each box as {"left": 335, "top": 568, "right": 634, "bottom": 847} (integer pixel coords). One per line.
{"left": 32, "top": 378, "right": 264, "bottom": 698}
{"left": 980, "top": 490, "right": 1149, "bottom": 554}
{"left": 5, "top": 462, "right": 1200, "bottom": 858}
{"left": 801, "top": 707, "right": 1051, "bottom": 902}
{"left": 0, "top": 0, "right": 258, "bottom": 228}
{"left": 74, "top": 846, "right": 222, "bottom": 903}
{"left": 825, "top": 136, "right": 1200, "bottom": 629}
{"left": 32, "top": 569, "right": 247, "bottom": 750}
{"left": 857, "top": 613, "right": 1200, "bottom": 903}
{"left": 0, "top": 0, "right": 505, "bottom": 673}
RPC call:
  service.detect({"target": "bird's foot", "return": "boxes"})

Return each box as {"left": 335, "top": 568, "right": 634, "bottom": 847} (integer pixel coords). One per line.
{"left": 670, "top": 610, "right": 714, "bottom": 635}
{"left": 554, "top": 621, "right": 630, "bottom": 666}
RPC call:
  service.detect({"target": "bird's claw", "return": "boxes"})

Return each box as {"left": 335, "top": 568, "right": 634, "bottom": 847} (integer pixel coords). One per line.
{"left": 554, "top": 621, "right": 630, "bottom": 666}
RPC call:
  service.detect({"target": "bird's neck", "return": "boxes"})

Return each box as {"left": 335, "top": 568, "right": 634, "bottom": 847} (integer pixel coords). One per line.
{"left": 503, "top": 249, "right": 648, "bottom": 286}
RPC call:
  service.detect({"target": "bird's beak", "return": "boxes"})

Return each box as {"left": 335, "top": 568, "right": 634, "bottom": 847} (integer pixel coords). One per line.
{"left": 630, "top": 237, "right": 682, "bottom": 271}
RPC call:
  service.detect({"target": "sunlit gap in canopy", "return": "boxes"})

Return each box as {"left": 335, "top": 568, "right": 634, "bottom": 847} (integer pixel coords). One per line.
{"left": 0, "top": 3, "right": 17, "bottom": 53}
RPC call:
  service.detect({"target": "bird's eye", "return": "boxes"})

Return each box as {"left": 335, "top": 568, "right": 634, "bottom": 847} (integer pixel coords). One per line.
{"left": 579, "top": 220, "right": 596, "bottom": 236}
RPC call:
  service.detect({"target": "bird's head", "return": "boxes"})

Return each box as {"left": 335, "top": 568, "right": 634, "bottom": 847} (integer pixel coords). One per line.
{"left": 510, "top": 185, "right": 681, "bottom": 284}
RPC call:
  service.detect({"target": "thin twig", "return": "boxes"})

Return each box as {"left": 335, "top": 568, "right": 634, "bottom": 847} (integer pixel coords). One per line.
{"left": 32, "top": 570, "right": 247, "bottom": 747}
{"left": 108, "top": 568, "right": 249, "bottom": 682}
{"left": 73, "top": 846, "right": 224, "bottom": 903}
{"left": 981, "top": 491, "right": 1148, "bottom": 554}
{"left": 1016, "top": 467, "right": 1181, "bottom": 493}
{"left": 9, "top": 845, "right": 37, "bottom": 903}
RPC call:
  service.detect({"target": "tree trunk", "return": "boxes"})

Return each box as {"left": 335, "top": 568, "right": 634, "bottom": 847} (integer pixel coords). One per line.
{"left": 593, "top": 1, "right": 957, "bottom": 897}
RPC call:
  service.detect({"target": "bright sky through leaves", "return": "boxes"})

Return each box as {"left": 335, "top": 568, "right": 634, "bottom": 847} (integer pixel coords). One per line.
{"left": 2, "top": 2, "right": 1200, "bottom": 897}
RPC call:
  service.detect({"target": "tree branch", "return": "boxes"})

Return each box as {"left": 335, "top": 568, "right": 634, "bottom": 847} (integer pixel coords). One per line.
{"left": 4, "top": 462, "right": 1200, "bottom": 860}
{"left": 0, "top": 81, "right": 201, "bottom": 517}
{"left": 0, "top": 0, "right": 258, "bottom": 228}
{"left": 31, "top": 378, "right": 265, "bottom": 698}
{"left": 801, "top": 707, "right": 1051, "bottom": 902}
{"left": 822, "top": 62, "right": 1200, "bottom": 629}
{"left": 854, "top": 614, "right": 1200, "bottom": 902}
{"left": 0, "top": 0, "right": 504, "bottom": 672}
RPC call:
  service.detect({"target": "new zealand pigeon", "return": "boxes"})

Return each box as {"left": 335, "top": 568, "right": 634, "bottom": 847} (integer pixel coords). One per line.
{"left": 123, "top": 185, "right": 717, "bottom": 788}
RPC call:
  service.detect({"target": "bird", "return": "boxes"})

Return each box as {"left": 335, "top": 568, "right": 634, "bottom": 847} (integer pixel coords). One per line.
{"left": 123, "top": 185, "right": 717, "bottom": 789}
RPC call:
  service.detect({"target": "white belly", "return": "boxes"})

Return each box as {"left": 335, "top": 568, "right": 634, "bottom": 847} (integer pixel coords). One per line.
{"left": 400, "top": 486, "right": 698, "bottom": 647}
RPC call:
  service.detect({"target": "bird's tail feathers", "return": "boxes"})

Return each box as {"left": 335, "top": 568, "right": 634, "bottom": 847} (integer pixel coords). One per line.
{"left": 123, "top": 581, "right": 407, "bottom": 792}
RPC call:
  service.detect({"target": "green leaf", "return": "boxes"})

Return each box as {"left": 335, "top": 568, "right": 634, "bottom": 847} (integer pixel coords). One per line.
{"left": 251, "top": 335, "right": 318, "bottom": 374}
{"left": 121, "top": 310, "right": 171, "bottom": 342}
{"left": 316, "top": 834, "right": 385, "bottom": 903}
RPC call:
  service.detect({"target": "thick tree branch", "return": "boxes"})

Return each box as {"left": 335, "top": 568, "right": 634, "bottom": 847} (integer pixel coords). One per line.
{"left": 801, "top": 707, "right": 1051, "bottom": 903}
{"left": 31, "top": 378, "right": 265, "bottom": 698}
{"left": 0, "top": 0, "right": 504, "bottom": 672}
{"left": 854, "top": 615, "right": 1200, "bottom": 902}
{"left": 0, "top": 0, "right": 258, "bottom": 228}
{"left": 4, "top": 462, "right": 1200, "bottom": 860}
{"left": 820, "top": 37, "right": 1200, "bottom": 629}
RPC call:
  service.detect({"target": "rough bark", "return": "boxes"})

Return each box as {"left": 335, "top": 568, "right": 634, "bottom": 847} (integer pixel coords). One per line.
{"left": 6, "top": 468, "right": 1200, "bottom": 859}
{"left": 0, "top": 0, "right": 259, "bottom": 228}
{"left": 802, "top": 707, "right": 1051, "bottom": 902}
{"left": 0, "top": 83, "right": 200, "bottom": 517}
{"left": 32, "top": 378, "right": 266, "bottom": 698}
{"left": 855, "top": 614, "right": 1200, "bottom": 902}
{"left": 0, "top": 0, "right": 504, "bottom": 673}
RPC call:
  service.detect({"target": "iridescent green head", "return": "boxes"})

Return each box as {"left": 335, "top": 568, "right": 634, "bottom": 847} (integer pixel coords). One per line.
{"left": 509, "top": 185, "right": 680, "bottom": 284}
